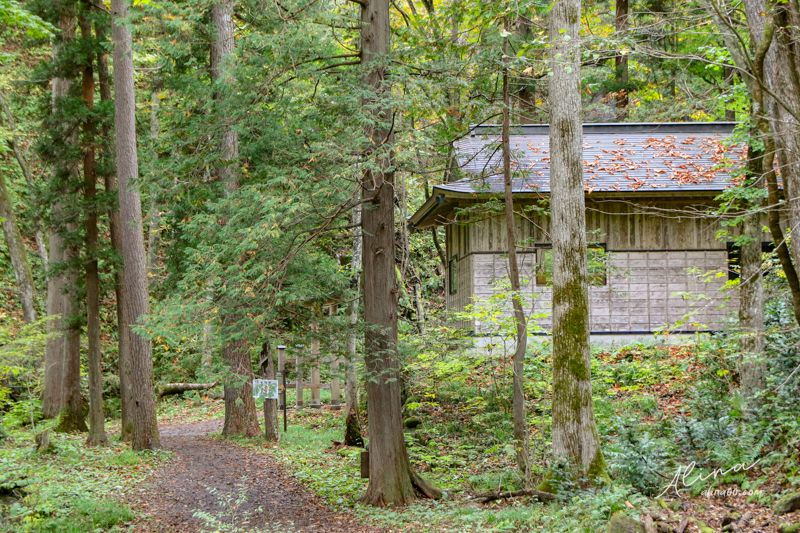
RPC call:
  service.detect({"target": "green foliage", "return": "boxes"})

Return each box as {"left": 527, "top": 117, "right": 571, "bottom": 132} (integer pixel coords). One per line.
{"left": 0, "top": 317, "right": 49, "bottom": 424}
{"left": 0, "top": 0, "right": 53, "bottom": 40}
{"left": 31, "top": 498, "right": 134, "bottom": 533}
{"left": 0, "top": 428, "right": 168, "bottom": 531}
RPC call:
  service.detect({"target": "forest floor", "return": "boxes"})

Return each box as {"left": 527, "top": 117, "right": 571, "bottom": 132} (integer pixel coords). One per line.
{"left": 125, "top": 418, "right": 377, "bottom": 532}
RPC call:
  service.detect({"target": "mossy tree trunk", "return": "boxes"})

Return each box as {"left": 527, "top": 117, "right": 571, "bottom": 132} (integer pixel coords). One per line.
{"left": 548, "top": 0, "right": 604, "bottom": 479}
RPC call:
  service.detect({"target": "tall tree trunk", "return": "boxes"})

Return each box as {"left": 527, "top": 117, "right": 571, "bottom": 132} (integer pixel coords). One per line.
{"left": 0, "top": 91, "right": 48, "bottom": 268}
{"left": 548, "top": 0, "right": 605, "bottom": 478}
{"left": 737, "top": 133, "right": 767, "bottom": 402}
{"left": 707, "top": 0, "right": 800, "bottom": 325}
{"left": 43, "top": 9, "right": 86, "bottom": 433}
{"left": 211, "top": 0, "right": 260, "bottom": 438}
{"left": 763, "top": 138, "right": 800, "bottom": 325}
{"left": 360, "top": 0, "right": 438, "bottom": 506}
{"left": 501, "top": 21, "right": 531, "bottom": 481}
{"left": 81, "top": 5, "right": 108, "bottom": 446}
{"left": 738, "top": 211, "right": 766, "bottom": 400}
{"left": 95, "top": 15, "right": 131, "bottom": 438}
{"left": 614, "top": 0, "right": 629, "bottom": 119}
{"left": 344, "top": 203, "right": 364, "bottom": 447}
{"left": 0, "top": 172, "right": 36, "bottom": 322}
{"left": 111, "top": 0, "right": 159, "bottom": 450}
{"left": 741, "top": 0, "right": 800, "bottom": 278}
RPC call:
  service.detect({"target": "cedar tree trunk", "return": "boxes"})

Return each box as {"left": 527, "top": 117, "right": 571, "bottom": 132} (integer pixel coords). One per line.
{"left": 211, "top": 0, "right": 260, "bottom": 438}
{"left": 95, "top": 17, "right": 132, "bottom": 439}
{"left": 360, "top": 0, "right": 438, "bottom": 506}
{"left": 43, "top": 10, "right": 86, "bottom": 433}
{"left": 111, "top": 0, "right": 159, "bottom": 450}
{"left": 81, "top": 5, "right": 108, "bottom": 445}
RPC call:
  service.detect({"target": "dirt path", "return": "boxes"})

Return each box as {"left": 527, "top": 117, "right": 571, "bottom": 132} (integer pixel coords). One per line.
{"left": 127, "top": 420, "right": 379, "bottom": 532}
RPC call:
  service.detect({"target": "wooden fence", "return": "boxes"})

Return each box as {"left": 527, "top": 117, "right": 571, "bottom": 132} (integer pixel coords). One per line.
{"left": 276, "top": 343, "right": 342, "bottom": 409}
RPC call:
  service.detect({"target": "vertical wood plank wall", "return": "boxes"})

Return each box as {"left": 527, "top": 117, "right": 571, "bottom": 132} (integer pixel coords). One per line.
{"left": 445, "top": 198, "right": 737, "bottom": 334}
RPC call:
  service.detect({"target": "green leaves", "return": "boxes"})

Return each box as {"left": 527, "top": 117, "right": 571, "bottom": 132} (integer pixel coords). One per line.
{"left": 0, "top": 0, "right": 54, "bottom": 39}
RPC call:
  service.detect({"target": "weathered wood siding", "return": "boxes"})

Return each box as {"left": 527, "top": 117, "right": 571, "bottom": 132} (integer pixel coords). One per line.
{"left": 445, "top": 198, "right": 738, "bottom": 334}
{"left": 445, "top": 223, "right": 474, "bottom": 328}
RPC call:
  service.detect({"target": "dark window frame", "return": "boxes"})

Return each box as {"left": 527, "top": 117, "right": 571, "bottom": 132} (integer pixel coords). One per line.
{"left": 448, "top": 256, "right": 458, "bottom": 295}
{"left": 726, "top": 241, "right": 774, "bottom": 280}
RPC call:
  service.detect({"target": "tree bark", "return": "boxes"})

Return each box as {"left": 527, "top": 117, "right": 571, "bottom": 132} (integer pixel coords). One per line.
{"left": 360, "top": 0, "right": 438, "bottom": 506}
{"left": 43, "top": 9, "right": 86, "bottom": 433}
{"left": 81, "top": 4, "right": 108, "bottom": 446}
{"left": 738, "top": 211, "right": 766, "bottom": 400}
{"left": 0, "top": 169, "right": 36, "bottom": 323}
{"left": 501, "top": 21, "right": 531, "bottom": 481}
{"left": 111, "top": 0, "right": 159, "bottom": 450}
{"left": 210, "top": 0, "right": 260, "bottom": 438}
{"left": 741, "top": 0, "right": 800, "bottom": 278}
{"left": 763, "top": 141, "right": 800, "bottom": 325}
{"left": 548, "top": 0, "right": 605, "bottom": 478}
{"left": 95, "top": 15, "right": 132, "bottom": 439}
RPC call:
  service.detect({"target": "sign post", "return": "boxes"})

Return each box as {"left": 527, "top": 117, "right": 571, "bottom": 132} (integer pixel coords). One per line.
{"left": 277, "top": 345, "right": 287, "bottom": 432}
{"left": 252, "top": 379, "right": 279, "bottom": 400}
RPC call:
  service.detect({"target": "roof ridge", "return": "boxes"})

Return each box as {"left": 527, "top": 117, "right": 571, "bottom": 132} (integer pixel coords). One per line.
{"left": 468, "top": 122, "right": 737, "bottom": 136}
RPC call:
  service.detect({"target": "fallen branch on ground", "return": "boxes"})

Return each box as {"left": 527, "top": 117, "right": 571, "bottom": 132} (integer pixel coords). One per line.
{"left": 157, "top": 382, "right": 218, "bottom": 398}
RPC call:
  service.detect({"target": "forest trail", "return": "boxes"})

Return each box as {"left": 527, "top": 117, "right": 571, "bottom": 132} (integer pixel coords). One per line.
{"left": 126, "top": 420, "right": 378, "bottom": 533}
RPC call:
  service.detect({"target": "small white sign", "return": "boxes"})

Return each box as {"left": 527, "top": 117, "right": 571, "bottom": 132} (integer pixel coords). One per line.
{"left": 252, "top": 379, "right": 279, "bottom": 400}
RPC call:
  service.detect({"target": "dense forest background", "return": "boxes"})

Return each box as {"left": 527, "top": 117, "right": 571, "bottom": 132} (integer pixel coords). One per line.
{"left": 2, "top": 0, "right": 800, "bottom": 531}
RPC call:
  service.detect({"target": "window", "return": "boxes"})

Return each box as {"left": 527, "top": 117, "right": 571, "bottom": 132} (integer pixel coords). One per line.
{"left": 588, "top": 246, "right": 609, "bottom": 286}
{"left": 727, "top": 241, "right": 774, "bottom": 280}
{"left": 448, "top": 257, "right": 458, "bottom": 295}
{"left": 535, "top": 248, "right": 553, "bottom": 286}
{"left": 535, "top": 246, "right": 607, "bottom": 286}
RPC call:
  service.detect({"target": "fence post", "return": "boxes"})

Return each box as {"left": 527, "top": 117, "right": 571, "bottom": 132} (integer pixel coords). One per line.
{"left": 295, "top": 346, "right": 304, "bottom": 408}
{"left": 330, "top": 356, "right": 341, "bottom": 409}
{"left": 310, "top": 328, "right": 321, "bottom": 407}
{"left": 277, "top": 345, "right": 286, "bottom": 410}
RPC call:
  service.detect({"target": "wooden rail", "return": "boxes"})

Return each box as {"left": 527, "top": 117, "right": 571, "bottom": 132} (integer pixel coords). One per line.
{"left": 277, "top": 346, "right": 342, "bottom": 410}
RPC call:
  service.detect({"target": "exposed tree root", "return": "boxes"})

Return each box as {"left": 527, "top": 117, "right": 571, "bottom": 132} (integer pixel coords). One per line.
{"left": 411, "top": 470, "right": 442, "bottom": 499}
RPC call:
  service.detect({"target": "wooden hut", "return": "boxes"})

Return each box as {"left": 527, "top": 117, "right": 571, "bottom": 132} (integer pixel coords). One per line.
{"left": 410, "top": 123, "right": 757, "bottom": 337}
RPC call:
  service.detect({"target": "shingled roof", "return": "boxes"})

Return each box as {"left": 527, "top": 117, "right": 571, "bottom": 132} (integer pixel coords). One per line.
{"left": 411, "top": 122, "right": 740, "bottom": 228}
